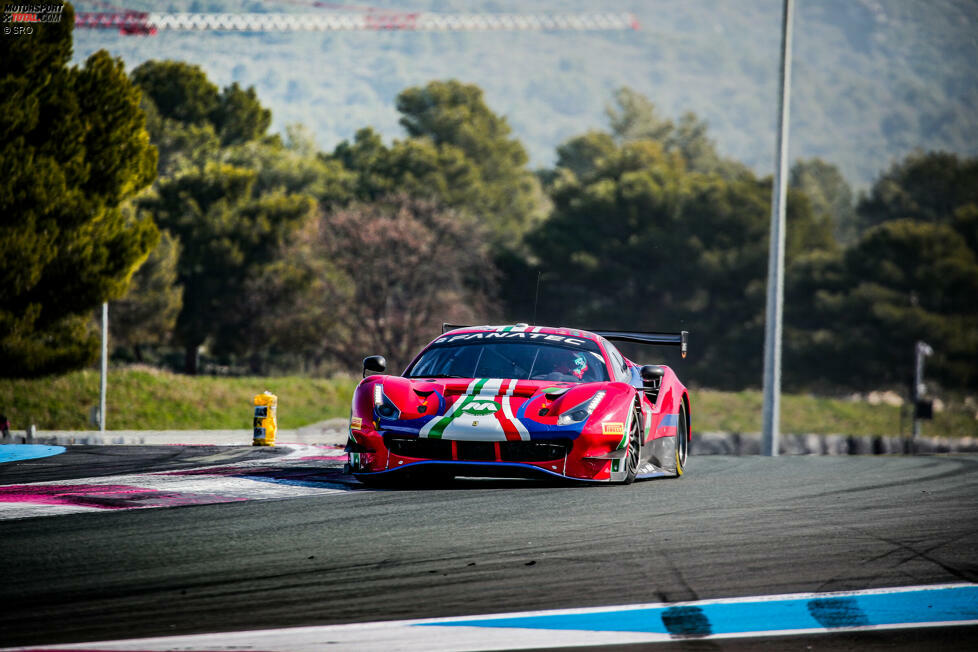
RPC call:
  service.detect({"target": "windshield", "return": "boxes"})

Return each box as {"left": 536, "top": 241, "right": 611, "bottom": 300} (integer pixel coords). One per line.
{"left": 406, "top": 340, "right": 609, "bottom": 383}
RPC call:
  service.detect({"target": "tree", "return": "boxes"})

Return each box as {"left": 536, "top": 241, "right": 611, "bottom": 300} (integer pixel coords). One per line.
{"left": 111, "top": 230, "right": 183, "bottom": 361}
{"left": 132, "top": 61, "right": 272, "bottom": 176}
{"left": 141, "top": 162, "right": 315, "bottom": 373}
{"left": 605, "top": 87, "right": 674, "bottom": 144}
{"left": 783, "top": 151, "right": 978, "bottom": 391}
{"left": 532, "top": 129, "right": 838, "bottom": 387}
{"left": 132, "top": 61, "right": 333, "bottom": 373}
{"left": 211, "top": 82, "right": 272, "bottom": 146}
{"left": 783, "top": 248, "right": 851, "bottom": 390}
{"left": 394, "top": 80, "right": 545, "bottom": 246}
{"left": 856, "top": 151, "right": 978, "bottom": 234}
{"left": 553, "top": 130, "right": 617, "bottom": 181}
{"left": 223, "top": 135, "right": 354, "bottom": 204}
{"left": 602, "top": 87, "right": 748, "bottom": 179}
{"left": 797, "top": 221, "right": 978, "bottom": 390}
{"left": 222, "top": 218, "right": 346, "bottom": 375}
{"left": 790, "top": 158, "right": 855, "bottom": 242}
{"left": 331, "top": 127, "right": 480, "bottom": 208}
{"left": 526, "top": 137, "right": 831, "bottom": 388}
{"left": 130, "top": 60, "right": 220, "bottom": 127}
{"left": 0, "top": 5, "right": 158, "bottom": 377}
{"left": 313, "top": 196, "right": 497, "bottom": 371}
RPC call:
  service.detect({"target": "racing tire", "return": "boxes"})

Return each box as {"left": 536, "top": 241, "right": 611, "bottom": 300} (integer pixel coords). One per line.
{"left": 675, "top": 405, "right": 689, "bottom": 477}
{"left": 622, "top": 405, "right": 642, "bottom": 484}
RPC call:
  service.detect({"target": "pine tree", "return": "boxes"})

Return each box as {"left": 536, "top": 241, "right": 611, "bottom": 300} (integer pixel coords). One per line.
{"left": 0, "top": 3, "right": 158, "bottom": 377}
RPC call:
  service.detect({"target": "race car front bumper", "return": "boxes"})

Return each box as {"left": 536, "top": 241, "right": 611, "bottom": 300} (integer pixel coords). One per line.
{"left": 346, "top": 429, "right": 614, "bottom": 481}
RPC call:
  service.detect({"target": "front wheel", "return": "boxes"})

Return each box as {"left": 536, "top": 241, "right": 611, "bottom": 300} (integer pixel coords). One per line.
{"left": 622, "top": 407, "right": 642, "bottom": 484}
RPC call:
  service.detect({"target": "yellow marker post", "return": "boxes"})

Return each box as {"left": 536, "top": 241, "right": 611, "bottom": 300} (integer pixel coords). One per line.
{"left": 253, "top": 391, "right": 277, "bottom": 446}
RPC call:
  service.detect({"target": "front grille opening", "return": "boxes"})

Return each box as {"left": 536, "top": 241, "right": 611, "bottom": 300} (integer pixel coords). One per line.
{"left": 500, "top": 439, "right": 571, "bottom": 462}
{"left": 457, "top": 441, "right": 496, "bottom": 461}
{"left": 384, "top": 435, "right": 452, "bottom": 460}
{"left": 384, "top": 434, "right": 571, "bottom": 464}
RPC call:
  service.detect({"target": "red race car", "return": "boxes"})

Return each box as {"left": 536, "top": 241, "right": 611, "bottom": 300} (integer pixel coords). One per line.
{"left": 346, "top": 324, "right": 690, "bottom": 484}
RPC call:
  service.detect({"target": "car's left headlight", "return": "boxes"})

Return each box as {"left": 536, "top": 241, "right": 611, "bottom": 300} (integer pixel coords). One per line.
{"left": 556, "top": 390, "right": 605, "bottom": 425}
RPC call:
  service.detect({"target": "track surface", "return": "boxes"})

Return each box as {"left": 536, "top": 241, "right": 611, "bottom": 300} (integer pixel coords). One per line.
{"left": 0, "top": 445, "right": 288, "bottom": 484}
{"left": 1, "top": 450, "right": 977, "bottom": 648}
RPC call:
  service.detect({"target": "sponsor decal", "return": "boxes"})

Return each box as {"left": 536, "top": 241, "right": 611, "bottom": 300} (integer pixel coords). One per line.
{"left": 434, "top": 332, "right": 587, "bottom": 346}
{"left": 459, "top": 400, "right": 501, "bottom": 415}
{"left": 602, "top": 422, "right": 626, "bottom": 436}
{"left": 351, "top": 416, "right": 363, "bottom": 430}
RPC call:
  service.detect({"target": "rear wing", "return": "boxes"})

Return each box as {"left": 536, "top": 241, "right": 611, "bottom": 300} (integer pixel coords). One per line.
{"left": 595, "top": 330, "right": 688, "bottom": 359}
{"left": 442, "top": 323, "right": 481, "bottom": 333}
{"left": 441, "top": 323, "right": 688, "bottom": 358}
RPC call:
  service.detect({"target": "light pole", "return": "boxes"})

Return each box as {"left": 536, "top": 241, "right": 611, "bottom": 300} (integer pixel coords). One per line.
{"left": 761, "top": 0, "right": 795, "bottom": 457}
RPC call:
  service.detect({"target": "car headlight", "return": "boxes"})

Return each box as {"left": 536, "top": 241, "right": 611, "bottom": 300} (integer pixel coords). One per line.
{"left": 373, "top": 384, "right": 400, "bottom": 419}
{"left": 556, "top": 390, "right": 605, "bottom": 426}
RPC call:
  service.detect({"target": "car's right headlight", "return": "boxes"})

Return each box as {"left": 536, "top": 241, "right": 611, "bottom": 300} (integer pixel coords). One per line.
{"left": 556, "top": 390, "right": 605, "bottom": 425}
{"left": 373, "top": 383, "right": 400, "bottom": 419}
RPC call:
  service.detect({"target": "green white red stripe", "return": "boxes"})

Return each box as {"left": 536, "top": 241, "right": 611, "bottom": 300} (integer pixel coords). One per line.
{"left": 419, "top": 378, "right": 529, "bottom": 442}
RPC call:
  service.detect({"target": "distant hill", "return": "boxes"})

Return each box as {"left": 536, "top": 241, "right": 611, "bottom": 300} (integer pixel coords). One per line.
{"left": 72, "top": 0, "right": 978, "bottom": 189}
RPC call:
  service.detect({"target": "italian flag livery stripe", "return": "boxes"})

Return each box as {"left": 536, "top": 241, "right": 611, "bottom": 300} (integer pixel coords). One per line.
{"left": 494, "top": 379, "right": 530, "bottom": 441}
{"left": 419, "top": 378, "right": 530, "bottom": 442}
{"left": 494, "top": 325, "right": 541, "bottom": 333}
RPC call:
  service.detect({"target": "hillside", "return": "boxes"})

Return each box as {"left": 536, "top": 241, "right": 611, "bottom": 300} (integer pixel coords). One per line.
{"left": 71, "top": 0, "right": 978, "bottom": 189}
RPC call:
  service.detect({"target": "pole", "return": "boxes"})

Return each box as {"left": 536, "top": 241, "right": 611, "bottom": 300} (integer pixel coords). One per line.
{"left": 911, "top": 340, "right": 933, "bottom": 448}
{"left": 761, "top": 0, "right": 794, "bottom": 457}
{"left": 100, "top": 302, "right": 108, "bottom": 433}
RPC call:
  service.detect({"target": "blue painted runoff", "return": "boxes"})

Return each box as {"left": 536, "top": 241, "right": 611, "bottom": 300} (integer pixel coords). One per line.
{"left": 0, "top": 444, "right": 66, "bottom": 464}
{"left": 420, "top": 585, "right": 978, "bottom": 634}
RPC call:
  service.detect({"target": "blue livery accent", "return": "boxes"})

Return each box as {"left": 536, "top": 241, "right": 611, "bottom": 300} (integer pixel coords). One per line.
{"left": 658, "top": 413, "right": 678, "bottom": 427}
{"left": 237, "top": 475, "right": 352, "bottom": 490}
{"left": 379, "top": 387, "right": 589, "bottom": 440}
{"left": 418, "top": 585, "right": 978, "bottom": 634}
{"left": 0, "top": 445, "right": 66, "bottom": 464}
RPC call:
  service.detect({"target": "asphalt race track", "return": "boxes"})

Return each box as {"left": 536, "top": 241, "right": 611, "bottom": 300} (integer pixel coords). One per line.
{"left": 1, "top": 446, "right": 977, "bottom": 649}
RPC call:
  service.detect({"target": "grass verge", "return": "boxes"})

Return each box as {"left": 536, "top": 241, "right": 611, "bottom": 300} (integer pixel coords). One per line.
{"left": 0, "top": 368, "right": 974, "bottom": 438}
{"left": 0, "top": 367, "right": 355, "bottom": 431}
{"left": 691, "top": 388, "right": 977, "bottom": 438}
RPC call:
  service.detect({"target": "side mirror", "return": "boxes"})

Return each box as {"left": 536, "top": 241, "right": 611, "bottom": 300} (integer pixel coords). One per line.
{"left": 363, "top": 355, "right": 387, "bottom": 377}
{"left": 640, "top": 365, "right": 665, "bottom": 384}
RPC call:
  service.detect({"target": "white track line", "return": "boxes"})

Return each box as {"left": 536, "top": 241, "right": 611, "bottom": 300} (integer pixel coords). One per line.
{"left": 5, "top": 583, "right": 976, "bottom": 651}
{"left": 0, "top": 445, "right": 355, "bottom": 520}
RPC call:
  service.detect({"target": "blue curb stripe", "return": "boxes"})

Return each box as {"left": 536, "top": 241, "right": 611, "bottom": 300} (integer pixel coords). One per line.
{"left": 418, "top": 585, "right": 978, "bottom": 635}
{"left": 0, "top": 445, "right": 66, "bottom": 464}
